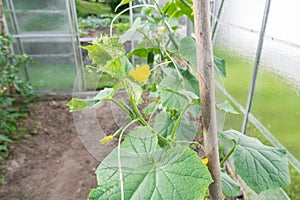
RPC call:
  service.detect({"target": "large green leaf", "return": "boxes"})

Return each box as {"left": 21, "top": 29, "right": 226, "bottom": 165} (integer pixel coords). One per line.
{"left": 143, "top": 101, "right": 157, "bottom": 117}
{"left": 67, "top": 88, "right": 114, "bottom": 112}
{"left": 83, "top": 37, "right": 130, "bottom": 77}
{"left": 153, "top": 111, "right": 197, "bottom": 143}
{"left": 221, "top": 171, "right": 241, "bottom": 197}
{"left": 162, "top": 0, "right": 193, "bottom": 22}
{"left": 120, "top": 18, "right": 142, "bottom": 43}
{"left": 181, "top": 70, "right": 200, "bottom": 96}
{"left": 158, "top": 75, "right": 189, "bottom": 111}
{"left": 220, "top": 130, "right": 290, "bottom": 193}
{"left": 89, "top": 126, "right": 212, "bottom": 200}
{"left": 153, "top": 112, "right": 175, "bottom": 138}
{"left": 83, "top": 37, "right": 125, "bottom": 68}
{"left": 178, "top": 37, "right": 226, "bottom": 77}
{"left": 178, "top": 37, "right": 196, "bottom": 68}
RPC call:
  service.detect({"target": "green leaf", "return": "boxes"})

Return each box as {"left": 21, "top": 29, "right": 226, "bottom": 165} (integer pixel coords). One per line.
{"left": 220, "top": 130, "right": 291, "bottom": 193}
{"left": 0, "top": 134, "right": 12, "bottom": 143}
{"left": 85, "top": 43, "right": 112, "bottom": 67}
{"left": 128, "top": 47, "right": 160, "bottom": 59}
{"left": 67, "top": 88, "right": 114, "bottom": 112}
{"left": 214, "top": 56, "right": 226, "bottom": 77}
{"left": 143, "top": 101, "right": 157, "bottom": 117}
{"left": 174, "top": 0, "right": 194, "bottom": 22}
{"left": 221, "top": 171, "right": 241, "bottom": 197}
{"left": 120, "top": 18, "right": 143, "bottom": 43}
{"left": 85, "top": 37, "right": 124, "bottom": 66}
{"left": 89, "top": 126, "right": 212, "bottom": 200}
{"left": 103, "top": 55, "right": 133, "bottom": 78}
{"left": 162, "top": 0, "right": 194, "bottom": 22}
{"left": 178, "top": 37, "right": 226, "bottom": 77}
{"left": 123, "top": 78, "right": 143, "bottom": 104}
{"left": 153, "top": 112, "right": 197, "bottom": 144}
{"left": 178, "top": 37, "right": 196, "bottom": 68}
{"left": 153, "top": 112, "right": 174, "bottom": 138}
{"left": 217, "top": 101, "right": 239, "bottom": 114}
{"left": 181, "top": 70, "right": 199, "bottom": 96}
{"left": 158, "top": 75, "right": 188, "bottom": 111}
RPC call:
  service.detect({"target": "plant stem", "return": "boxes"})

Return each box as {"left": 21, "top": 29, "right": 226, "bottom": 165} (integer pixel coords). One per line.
{"left": 111, "top": 98, "right": 135, "bottom": 119}
{"left": 117, "top": 119, "right": 139, "bottom": 200}
{"left": 179, "top": 0, "right": 191, "bottom": 8}
{"left": 153, "top": 0, "right": 179, "bottom": 49}
{"left": 129, "top": 95, "right": 148, "bottom": 126}
{"left": 170, "top": 103, "right": 192, "bottom": 139}
{"left": 128, "top": 95, "right": 169, "bottom": 147}
{"left": 136, "top": 29, "right": 156, "bottom": 46}
{"left": 220, "top": 140, "right": 237, "bottom": 167}
{"left": 194, "top": 0, "right": 223, "bottom": 199}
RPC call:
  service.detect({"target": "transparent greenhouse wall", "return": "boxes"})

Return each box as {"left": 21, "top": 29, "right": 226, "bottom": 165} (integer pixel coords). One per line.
{"left": 3, "top": 0, "right": 84, "bottom": 92}
{"left": 213, "top": 0, "right": 300, "bottom": 199}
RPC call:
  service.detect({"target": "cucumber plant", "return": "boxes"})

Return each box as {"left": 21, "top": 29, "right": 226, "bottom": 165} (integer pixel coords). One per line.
{"left": 68, "top": 0, "right": 290, "bottom": 199}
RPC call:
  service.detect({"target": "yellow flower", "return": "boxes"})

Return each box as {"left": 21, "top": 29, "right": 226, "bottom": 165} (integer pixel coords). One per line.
{"left": 22, "top": 53, "right": 28, "bottom": 58}
{"left": 202, "top": 158, "right": 208, "bottom": 165}
{"left": 100, "top": 135, "right": 114, "bottom": 144}
{"left": 129, "top": 64, "right": 151, "bottom": 82}
{"left": 0, "top": 87, "right": 7, "bottom": 93}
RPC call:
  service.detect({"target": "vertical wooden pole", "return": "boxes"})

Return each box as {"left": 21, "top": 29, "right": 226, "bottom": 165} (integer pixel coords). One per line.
{"left": 194, "top": 0, "right": 223, "bottom": 199}
{"left": 0, "top": 0, "right": 6, "bottom": 36}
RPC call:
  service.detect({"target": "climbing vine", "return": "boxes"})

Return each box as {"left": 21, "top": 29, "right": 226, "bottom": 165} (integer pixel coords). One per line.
{"left": 68, "top": 0, "right": 290, "bottom": 199}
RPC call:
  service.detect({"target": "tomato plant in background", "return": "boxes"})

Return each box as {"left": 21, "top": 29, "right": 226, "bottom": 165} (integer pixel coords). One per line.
{"left": 68, "top": 0, "right": 290, "bottom": 199}
{"left": 0, "top": 36, "right": 36, "bottom": 158}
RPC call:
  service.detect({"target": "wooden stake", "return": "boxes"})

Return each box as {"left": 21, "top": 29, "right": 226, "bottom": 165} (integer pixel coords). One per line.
{"left": 194, "top": 0, "right": 223, "bottom": 199}
{"left": 0, "top": 0, "right": 6, "bottom": 36}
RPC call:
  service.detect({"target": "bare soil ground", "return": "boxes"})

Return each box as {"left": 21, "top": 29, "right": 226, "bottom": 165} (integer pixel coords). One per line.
{"left": 0, "top": 99, "right": 120, "bottom": 200}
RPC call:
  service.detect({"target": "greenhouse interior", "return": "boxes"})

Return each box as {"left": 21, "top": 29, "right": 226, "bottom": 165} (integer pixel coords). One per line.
{"left": 0, "top": 0, "right": 299, "bottom": 199}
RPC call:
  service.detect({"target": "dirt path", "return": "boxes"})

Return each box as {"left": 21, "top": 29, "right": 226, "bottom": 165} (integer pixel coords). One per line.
{"left": 0, "top": 100, "right": 119, "bottom": 200}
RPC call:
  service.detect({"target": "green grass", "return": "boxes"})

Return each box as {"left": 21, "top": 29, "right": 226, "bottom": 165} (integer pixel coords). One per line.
{"left": 75, "top": 0, "right": 112, "bottom": 18}
{"left": 214, "top": 48, "right": 300, "bottom": 199}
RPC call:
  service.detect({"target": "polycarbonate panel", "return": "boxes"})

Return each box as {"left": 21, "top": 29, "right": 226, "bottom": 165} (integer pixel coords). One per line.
{"left": 20, "top": 38, "right": 74, "bottom": 55}
{"left": 266, "top": 0, "right": 300, "bottom": 46}
{"left": 15, "top": 13, "right": 69, "bottom": 33}
{"left": 214, "top": 21, "right": 260, "bottom": 108}
{"left": 251, "top": 46, "right": 300, "bottom": 161}
{"left": 218, "top": 0, "right": 265, "bottom": 31}
{"left": 215, "top": 0, "right": 298, "bottom": 198}
{"left": 3, "top": 0, "right": 84, "bottom": 92}
{"left": 22, "top": 57, "right": 77, "bottom": 92}
{"left": 11, "top": 0, "right": 66, "bottom": 10}
{"left": 249, "top": 0, "right": 300, "bottom": 162}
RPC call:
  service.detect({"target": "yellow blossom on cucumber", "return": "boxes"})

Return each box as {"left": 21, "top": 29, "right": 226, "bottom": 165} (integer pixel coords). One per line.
{"left": 100, "top": 135, "right": 114, "bottom": 144}
{"left": 202, "top": 158, "right": 208, "bottom": 165}
{"left": 129, "top": 64, "right": 151, "bottom": 82}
